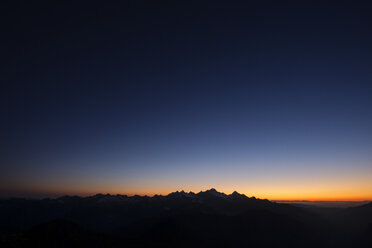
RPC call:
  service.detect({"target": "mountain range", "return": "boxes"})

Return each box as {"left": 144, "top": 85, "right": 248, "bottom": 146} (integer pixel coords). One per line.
{"left": 1, "top": 188, "right": 371, "bottom": 248}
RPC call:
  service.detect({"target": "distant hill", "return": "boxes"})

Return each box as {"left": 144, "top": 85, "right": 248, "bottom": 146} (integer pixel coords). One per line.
{"left": 0, "top": 189, "right": 371, "bottom": 248}
{"left": 275, "top": 200, "right": 369, "bottom": 208}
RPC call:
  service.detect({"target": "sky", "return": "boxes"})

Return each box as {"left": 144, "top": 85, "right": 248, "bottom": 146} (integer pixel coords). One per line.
{"left": 1, "top": 1, "right": 372, "bottom": 200}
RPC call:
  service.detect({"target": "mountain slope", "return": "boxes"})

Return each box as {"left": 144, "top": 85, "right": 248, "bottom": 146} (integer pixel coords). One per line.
{"left": 1, "top": 190, "right": 371, "bottom": 248}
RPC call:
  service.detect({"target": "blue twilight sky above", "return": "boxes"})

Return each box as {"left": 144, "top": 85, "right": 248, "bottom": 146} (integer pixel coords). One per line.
{"left": 1, "top": 1, "right": 372, "bottom": 199}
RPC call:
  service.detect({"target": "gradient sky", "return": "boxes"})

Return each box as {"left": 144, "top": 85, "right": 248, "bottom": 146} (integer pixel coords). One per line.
{"left": 1, "top": 1, "right": 372, "bottom": 200}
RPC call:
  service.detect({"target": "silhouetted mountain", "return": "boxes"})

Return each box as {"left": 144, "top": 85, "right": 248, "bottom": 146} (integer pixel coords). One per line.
{"left": 0, "top": 189, "right": 371, "bottom": 248}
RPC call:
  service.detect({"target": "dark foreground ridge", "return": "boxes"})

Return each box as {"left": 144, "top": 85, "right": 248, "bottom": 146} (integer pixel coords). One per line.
{"left": 1, "top": 189, "right": 371, "bottom": 248}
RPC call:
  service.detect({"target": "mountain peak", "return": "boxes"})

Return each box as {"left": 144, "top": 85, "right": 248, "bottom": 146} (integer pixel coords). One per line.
{"left": 230, "top": 191, "right": 247, "bottom": 199}
{"left": 167, "top": 190, "right": 194, "bottom": 198}
{"left": 198, "top": 188, "right": 227, "bottom": 198}
{"left": 206, "top": 188, "right": 218, "bottom": 193}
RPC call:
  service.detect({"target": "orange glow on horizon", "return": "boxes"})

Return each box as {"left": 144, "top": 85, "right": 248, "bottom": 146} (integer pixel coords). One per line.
{"left": 3, "top": 186, "right": 372, "bottom": 202}
{"left": 2, "top": 169, "right": 372, "bottom": 201}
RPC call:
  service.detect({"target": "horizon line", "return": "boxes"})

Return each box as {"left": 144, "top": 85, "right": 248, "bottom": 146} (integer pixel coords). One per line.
{"left": 1, "top": 188, "right": 372, "bottom": 202}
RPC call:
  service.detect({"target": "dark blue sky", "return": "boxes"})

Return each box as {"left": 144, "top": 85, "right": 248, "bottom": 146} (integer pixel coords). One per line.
{"left": 1, "top": 1, "right": 372, "bottom": 199}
